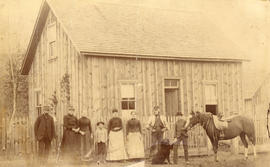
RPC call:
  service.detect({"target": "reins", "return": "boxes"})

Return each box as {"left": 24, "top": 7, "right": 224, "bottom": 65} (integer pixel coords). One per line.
{"left": 199, "top": 114, "right": 219, "bottom": 142}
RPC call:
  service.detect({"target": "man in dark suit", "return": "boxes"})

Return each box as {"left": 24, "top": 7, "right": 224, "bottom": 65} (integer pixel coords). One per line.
{"left": 34, "top": 105, "right": 56, "bottom": 166}
{"left": 173, "top": 111, "right": 189, "bottom": 164}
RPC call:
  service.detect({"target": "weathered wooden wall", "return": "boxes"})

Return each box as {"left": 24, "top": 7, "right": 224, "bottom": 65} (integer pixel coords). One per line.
{"left": 79, "top": 56, "right": 242, "bottom": 154}
{"left": 245, "top": 75, "right": 270, "bottom": 149}
{"left": 80, "top": 56, "right": 243, "bottom": 122}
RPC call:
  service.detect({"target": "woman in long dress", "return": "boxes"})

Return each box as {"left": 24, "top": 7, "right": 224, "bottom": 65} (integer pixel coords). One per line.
{"left": 126, "top": 111, "right": 145, "bottom": 160}
{"left": 61, "top": 106, "right": 80, "bottom": 163}
{"left": 106, "top": 109, "right": 127, "bottom": 161}
{"left": 78, "top": 111, "right": 93, "bottom": 159}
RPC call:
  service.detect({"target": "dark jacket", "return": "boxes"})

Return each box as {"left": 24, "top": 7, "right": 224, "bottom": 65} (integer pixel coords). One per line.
{"left": 174, "top": 118, "right": 188, "bottom": 138}
{"left": 61, "top": 114, "right": 80, "bottom": 153}
{"left": 108, "top": 117, "right": 123, "bottom": 133}
{"left": 78, "top": 116, "right": 92, "bottom": 133}
{"left": 126, "top": 118, "right": 142, "bottom": 135}
{"left": 34, "top": 113, "right": 56, "bottom": 141}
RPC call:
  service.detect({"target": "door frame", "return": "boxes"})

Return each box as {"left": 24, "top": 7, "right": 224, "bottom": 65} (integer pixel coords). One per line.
{"left": 162, "top": 77, "right": 183, "bottom": 117}
{"left": 202, "top": 80, "right": 218, "bottom": 113}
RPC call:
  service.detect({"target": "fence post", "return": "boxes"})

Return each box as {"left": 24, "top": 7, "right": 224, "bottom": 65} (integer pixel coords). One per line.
{"left": 1, "top": 117, "right": 4, "bottom": 151}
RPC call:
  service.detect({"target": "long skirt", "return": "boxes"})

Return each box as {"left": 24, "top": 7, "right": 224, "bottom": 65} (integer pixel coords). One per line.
{"left": 106, "top": 130, "right": 127, "bottom": 161}
{"left": 81, "top": 130, "right": 92, "bottom": 157}
{"left": 61, "top": 130, "right": 80, "bottom": 161}
{"left": 126, "top": 132, "right": 145, "bottom": 159}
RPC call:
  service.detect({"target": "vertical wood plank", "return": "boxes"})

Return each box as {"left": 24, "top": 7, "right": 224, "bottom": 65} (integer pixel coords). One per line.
{"left": 147, "top": 60, "right": 153, "bottom": 116}
{"left": 142, "top": 61, "right": 147, "bottom": 117}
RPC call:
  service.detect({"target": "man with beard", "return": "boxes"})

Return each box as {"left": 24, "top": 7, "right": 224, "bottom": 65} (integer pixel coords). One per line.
{"left": 34, "top": 105, "right": 56, "bottom": 166}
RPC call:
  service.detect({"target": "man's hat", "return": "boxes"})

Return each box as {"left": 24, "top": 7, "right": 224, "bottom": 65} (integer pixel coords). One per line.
{"left": 43, "top": 105, "right": 51, "bottom": 111}
{"left": 97, "top": 121, "right": 105, "bottom": 126}
{"left": 176, "top": 112, "right": 183, "bottom": 116}
{"left": 68, "top": 105, "right": 75, "bottom": 111}
{"left": 112, "top": 109, "right": 118, "bottom": 113}
{"left": 153, "top": 105, "right": 160, "bottom": 111}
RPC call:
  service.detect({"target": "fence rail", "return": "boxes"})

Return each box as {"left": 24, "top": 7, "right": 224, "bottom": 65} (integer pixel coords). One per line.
{"left": 0, "top": 114, "right": 209, "bottom": 157}
{"left": 0, "top": 114, "right": 34, "bottom": 156}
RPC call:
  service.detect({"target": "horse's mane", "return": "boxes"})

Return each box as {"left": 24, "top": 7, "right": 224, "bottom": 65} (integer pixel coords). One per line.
{"left": 197, "top": 112, "right": 219, "bottom": 142}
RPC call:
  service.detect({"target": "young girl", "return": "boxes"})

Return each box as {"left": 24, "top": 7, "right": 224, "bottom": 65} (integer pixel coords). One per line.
{"left": 95, "top": 121, "right": 107, "bottom": 164}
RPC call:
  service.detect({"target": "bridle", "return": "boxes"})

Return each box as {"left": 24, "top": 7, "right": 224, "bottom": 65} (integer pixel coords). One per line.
{"left": 200, "top": 114, "right": 211, "bottom": 130}
{"left": 189, "top": 113, "right": 218, "bottom": 141}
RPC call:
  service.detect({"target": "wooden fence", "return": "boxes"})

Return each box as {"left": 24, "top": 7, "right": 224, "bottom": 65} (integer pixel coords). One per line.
{"left": 0, "top": 114, "right": 34, "bottom": 157}
{"left": 139, "top": 116, "right": 208, "bottom": 156}
{"left": 0, "top": 114, "right": 208, "bottom": 158}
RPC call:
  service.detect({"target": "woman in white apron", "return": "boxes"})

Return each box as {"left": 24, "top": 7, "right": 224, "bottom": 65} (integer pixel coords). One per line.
{"left": 106, "top": 109, "right": 127, "bottom": 161}
{"left": 126, "top": 111, "right": 145, "bottom": 160}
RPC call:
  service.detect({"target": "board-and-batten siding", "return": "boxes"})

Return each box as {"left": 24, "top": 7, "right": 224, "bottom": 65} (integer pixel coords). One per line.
{"left": 80, "top": 56, "right": 242, "bottom": 154}
{"left": 244, "top": 75, "right": 270, "bottom": 152}
{"left": 81, "top": 56, "right": 242, "bottom": 122}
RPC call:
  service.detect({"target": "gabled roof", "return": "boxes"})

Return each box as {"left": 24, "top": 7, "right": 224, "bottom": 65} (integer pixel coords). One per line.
{"left": 21, "top": 0, "right": 246, "bottom": 75}
{"left": 244, "top": 72, "right": 270, "bottom": 99}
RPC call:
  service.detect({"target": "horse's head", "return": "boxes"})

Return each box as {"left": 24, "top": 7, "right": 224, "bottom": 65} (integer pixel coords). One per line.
{"left": 186, "top": 111, "right": 201, "bottom": 130}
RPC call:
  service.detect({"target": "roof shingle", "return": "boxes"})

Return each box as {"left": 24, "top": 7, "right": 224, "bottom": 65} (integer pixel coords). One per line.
{"left": 47, "top": 0, "right": 244, "bottom": 60}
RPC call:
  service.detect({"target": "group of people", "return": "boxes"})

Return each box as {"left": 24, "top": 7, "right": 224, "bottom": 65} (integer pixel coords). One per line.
{"left": 34, "top": 104, "right": 190, "bottom": 166}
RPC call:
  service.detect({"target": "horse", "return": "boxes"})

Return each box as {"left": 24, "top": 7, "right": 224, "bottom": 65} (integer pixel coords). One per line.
{"left": 186, "top": 111, "right": 256, "bottom": 161}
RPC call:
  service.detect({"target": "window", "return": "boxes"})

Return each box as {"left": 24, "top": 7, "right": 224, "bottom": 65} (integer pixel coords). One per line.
{"left": 35, "top": 90, "right": 42, "bottom": 116}
{"left": 47, "top": 22, "right": 56, "bottom": 60}
{"left": 120, "top": 83, "right": 135, "bottom": 110}
{"left": 49, "top": 41, "right": 56, "bottom": 58}
{"left": 164, "top": 79, "right": 179, "bottom": 89}
{"left": 204, "top": 83, "right": 217, "bottom": 115}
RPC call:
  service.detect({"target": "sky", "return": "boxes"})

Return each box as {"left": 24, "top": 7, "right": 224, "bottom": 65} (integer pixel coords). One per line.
{"left": 0, "top": 0, "right": 269, "bottom": 100}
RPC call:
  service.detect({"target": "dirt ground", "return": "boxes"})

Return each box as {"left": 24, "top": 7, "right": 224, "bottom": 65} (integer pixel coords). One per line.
{"left": 0, "top": 151, "right": 269, "bottom": 167}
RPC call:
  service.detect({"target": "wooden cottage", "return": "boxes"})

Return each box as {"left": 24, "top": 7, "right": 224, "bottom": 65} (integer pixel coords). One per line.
{"left": 244, "top": 74, "right": 270, "bottom": 152}
{"left": 21, "top": 0, "right": 245, "bottom": 155}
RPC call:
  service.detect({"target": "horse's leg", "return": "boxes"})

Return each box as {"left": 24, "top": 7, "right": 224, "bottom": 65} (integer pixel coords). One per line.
{"left": 211, "top": 140, "right": 219, "bottom": 162}
{"left": 240, "top": 133, "right": 248, "bottom": 160}
{"left": 247, "top": 134, "right": 257, "bottom": 158}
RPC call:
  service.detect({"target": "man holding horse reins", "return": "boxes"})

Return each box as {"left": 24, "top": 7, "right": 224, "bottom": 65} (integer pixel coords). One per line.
{"left": 173, "top": 112, "right": 190, "bottom": 164}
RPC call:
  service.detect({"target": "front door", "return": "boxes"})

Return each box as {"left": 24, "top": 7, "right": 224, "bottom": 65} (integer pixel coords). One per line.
{"left": 164, "top": 79, "right": 180, "bottom": 117}
{"left": 165, "top": 89, "right": 179, "bottom": 116}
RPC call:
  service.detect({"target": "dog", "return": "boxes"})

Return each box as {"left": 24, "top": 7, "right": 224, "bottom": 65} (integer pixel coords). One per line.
{"left": 151, "top": 139, "right": 173, "bottom": 164}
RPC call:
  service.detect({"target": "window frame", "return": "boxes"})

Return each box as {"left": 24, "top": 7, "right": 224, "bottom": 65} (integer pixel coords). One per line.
{"left": 162, "top": 77, "right": 184, "bottom": 116}
{"left": 34, "top": 88, "right": 42, "bottom": 116}
{"left": 119, "top": 80, "right": 137, "bottom": 112}
{"left": 164, "top": 78, "right": 179, "bottom": 89}
{"left": 202, "top": 80, "right": 218, "bottom": 113}
{"left": 47, "top": 20, "right": 57, "bottom": 61}
{"left": 49, "top": 40, "right": 56, "bottom": 60}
